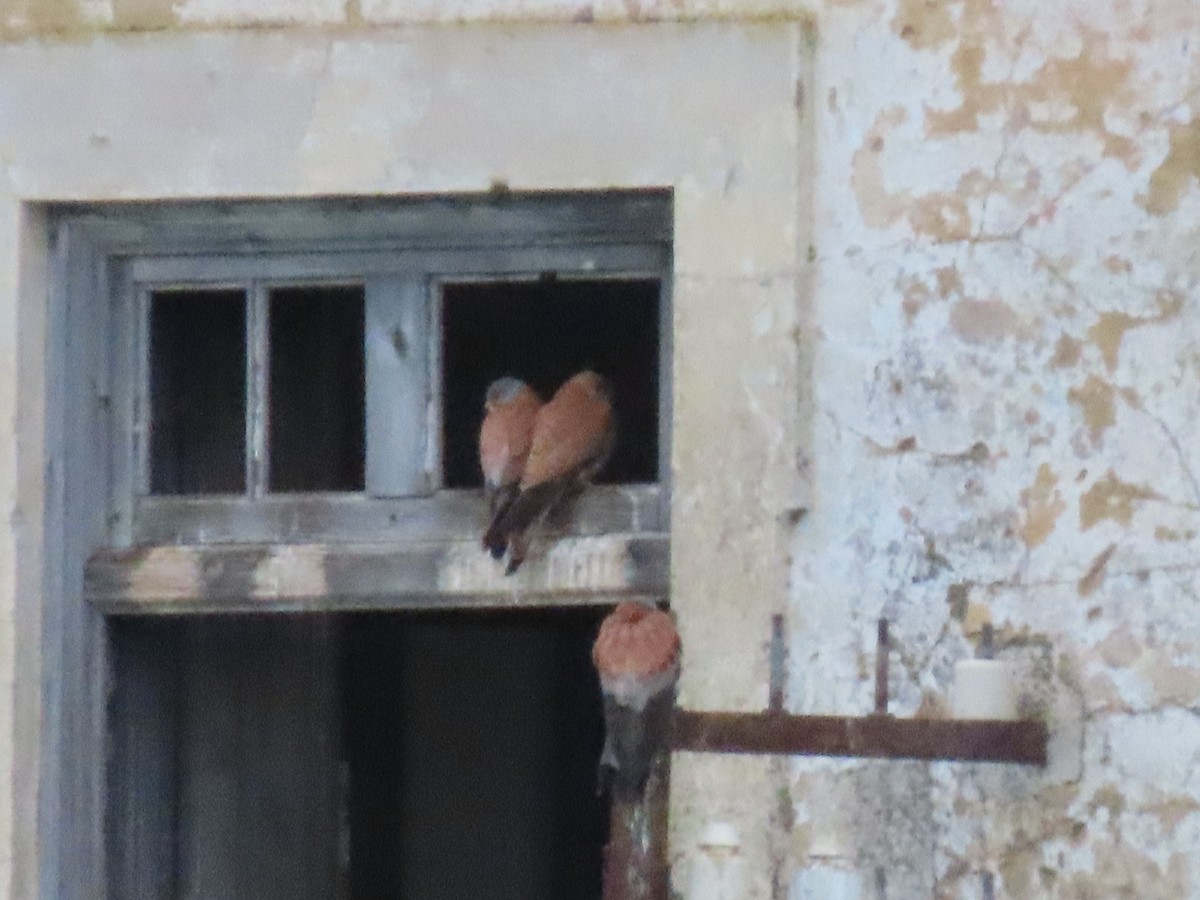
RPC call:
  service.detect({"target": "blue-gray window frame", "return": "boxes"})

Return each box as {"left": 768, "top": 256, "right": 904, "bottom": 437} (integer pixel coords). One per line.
{"left": 40, "top": 192, "right": 672, "bottom": 899}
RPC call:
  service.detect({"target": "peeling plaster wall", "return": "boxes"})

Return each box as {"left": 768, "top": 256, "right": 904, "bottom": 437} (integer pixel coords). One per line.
{"left": 2, "top": 1, "right": 1200, "bottom": 899}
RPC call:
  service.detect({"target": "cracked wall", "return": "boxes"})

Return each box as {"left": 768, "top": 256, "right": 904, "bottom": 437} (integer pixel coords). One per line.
{"left": 792, "top": 0, "right": 1200, "bottom": 897}
{"left": 3, "top": 0, "right": 1200, "bottom": 898}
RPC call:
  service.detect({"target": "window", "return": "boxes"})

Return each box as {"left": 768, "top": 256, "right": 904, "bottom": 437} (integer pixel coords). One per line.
{"left": 100, "top": 195, "right": 670, "bottom": 547}
{"left": 50, "top": 193, "right": 671, "bottom": 899}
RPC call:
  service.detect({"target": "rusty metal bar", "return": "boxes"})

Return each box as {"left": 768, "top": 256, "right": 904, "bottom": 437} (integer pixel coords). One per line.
{"left": 602, "top": 800, "right": 635, "bottom": 900}
{"left": 601, "top": 755, "right": 670, "bottom": 900}
{"left": 671, "top": 711, "right": 1048, "bottom": 765}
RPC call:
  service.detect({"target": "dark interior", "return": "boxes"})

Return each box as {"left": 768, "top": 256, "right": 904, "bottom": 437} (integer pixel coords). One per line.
{"left": 268, "top": 285, "right": 366, "bottom": 493}
{"left": 149, "top": 289, "right": 247, "bottom": 494}
{"left": 149, "top": 278, "right": 659, "bottom": 497}
{"left": 107, "top": 608, "right": 610, "bottom": 900}
{"left": 440, "top": 279, "right": 661, "bottom": 488}
{"left": 341, "top": 608, "right": 609, "bottom": 900}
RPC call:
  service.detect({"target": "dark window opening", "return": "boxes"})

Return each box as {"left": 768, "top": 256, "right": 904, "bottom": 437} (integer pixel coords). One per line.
{"left": 268, "top": 285, "right": 366, "bottom": 492}
{"left": 149, "top": 289, "right": 247, "bottom": 495}
{"left": 440, "top": 279, "right": 661, "bottom": 489}
{"left": 342, "top": 609, "right": 609, "bottom": 900}
{"left": 108, "top": 608, "right": 610, "bottom": 900}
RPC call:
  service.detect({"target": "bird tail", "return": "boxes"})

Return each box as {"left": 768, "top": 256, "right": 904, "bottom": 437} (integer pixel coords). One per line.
{"left": 482, "top": 484, "right": 520, "bottom": 558}
{"left": 599, "top": 689, "right": 676, "bottom": 801}
{"left": 487, "top": 480, "right": 569, "bottom": 573}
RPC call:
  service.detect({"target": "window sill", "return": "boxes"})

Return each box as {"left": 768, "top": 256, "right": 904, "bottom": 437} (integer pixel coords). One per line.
{"left": 129, "top": 483, "right": 665, "bottom": 544}
{"left": 86, "top": 531, "right": 668, "bottom": 615}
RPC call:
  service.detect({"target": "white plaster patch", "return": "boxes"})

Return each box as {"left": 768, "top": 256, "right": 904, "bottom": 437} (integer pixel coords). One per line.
{"left": 252, "top": 545, "right": 328, "bottom": 599}
{"left": 1106, "top": 709, "right": 1200, "bottom": 794}
{"left": 297, "top": 39, "right": 432, "bottom": 187}
{"left": 128, "top": 546, "right": 203, "bottom": 601}
{"left": 438, "top": 542, "right": 527, "bottom": 595}
{"left": 77, "top": 0, "right": 114, "bottom": 26}
{"left": 437, "top": 535, "right": 632, "bottom": 594}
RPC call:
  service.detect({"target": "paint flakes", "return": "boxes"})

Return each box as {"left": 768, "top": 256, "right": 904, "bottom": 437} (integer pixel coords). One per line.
{"left": 1019, "top": 463, "right": 1065, "bottom": 547}
{"left": 1142, "top": 655, "right": 1200, "bottom": 708}
{"left": 1088, "top": 783, "right": 1126, "bottom": 819}
{"left": 1067, "top": 375, "right": 1116, "bottom": 443}
{"left": 901, "top": 275, "right": 932, "bottom": 322}
{"left": 1059, "top": 843, "right": 1190, "bottom": 898}
{"left": 851, "top": 105, "right": 989, "bottom": 241}
{"left": 1140, "top": 116, "right": 1200, "bottom": 215}
{"left": 893, "top": 0, "right": 956, "bottom": 50}
{"left": 1154, "top": 525, "right": 1196, "bottom": 542}
{"left": 909, "top": 182, "right": 975, "bottom": 241}
{"left": 934, "top": 265, "right": 963, "bottom": 298}
{"left": 850, "top": 106, "right": 910, "bottom": 230}
{"left": 1086, "top": 292, "right": 1183, "bottom": 372}
{"left": 1096, "top": 624, "right": 1139, "bottom": 667}
{"left": 1050, "top": 334, "right": 1083, "bottom": 368}
{"left": 1077, "top": 541, "right": 1117, "bottom": 596}
{"left": 1079, "top": 469, "right": 1163, "bottom": 529}
{"left": 949, "top": 297, "right": 1019, "bottom": 343}
{"left": 1143, "top": 789, "right": 1200, "bottom": 836}
{"left": 925, "top": 27, "right": 1138, "bottom": 166}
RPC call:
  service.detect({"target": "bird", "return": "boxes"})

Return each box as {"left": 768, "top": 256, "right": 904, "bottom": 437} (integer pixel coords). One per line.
{"left": 478, "top": 377, "right": 542, "bottom": 549}
{"left": 482, "top": 370, "right": 615, "bottom": 573}
{"left": 592, "top": 601, "right": 681, "bottom": 800}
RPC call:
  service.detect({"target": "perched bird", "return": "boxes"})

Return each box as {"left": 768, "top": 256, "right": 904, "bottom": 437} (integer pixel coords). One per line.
{"left": 592, "top": 602, "right": 681, "bottom": 800}
{"left": 482, "top": 370, "right": 615, "bottom": 573}
{"left": 478, "top": 378, "right": 542, "bottom": 548}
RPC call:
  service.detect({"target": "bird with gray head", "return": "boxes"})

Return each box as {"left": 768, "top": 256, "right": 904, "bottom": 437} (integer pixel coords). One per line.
{"left": 482, "top": 370, "right": 615, "bottom": 573}
{"left": 478, "top": 377, "right": 542, "bottom": 552}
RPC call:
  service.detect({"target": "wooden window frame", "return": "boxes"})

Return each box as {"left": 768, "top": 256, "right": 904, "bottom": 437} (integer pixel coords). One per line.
{"left": 104, "top": 196, "right": 672, "bottom": 544}
{"left": 42, "top": 192, "right": 672, "bottom": 899}
{"left": 72, "top": 194, "right": 671, "bottom": 610}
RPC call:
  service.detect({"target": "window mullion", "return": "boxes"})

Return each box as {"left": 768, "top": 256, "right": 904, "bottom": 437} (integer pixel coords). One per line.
{"left": 247, "top": 281, "right": 271, "bottom": 498}
{"left": 364, "top": 274, "right": 432, "bottom": 497}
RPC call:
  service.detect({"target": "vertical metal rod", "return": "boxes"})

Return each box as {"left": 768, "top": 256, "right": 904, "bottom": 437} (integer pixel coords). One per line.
{"left": 246, "top": 282, "right": 270, "bottom": 498}
{"left": 601, "top": 755, "right": 670, "bottom": 900}
{"left": 769, "top": 614, "right": 786, "bottom": 713}
{"left": 602, "top": 800, "right": 634, "bottom": 900}
{"left": 979, "top": 623, "right": 995, "bottom": 660}
{"left": 874, "top": 618, "right": 890, "bottom": 716}
{"left": 982, "top": 871, "right": 996, "bottom": 900}
{"left": 874, "top": 866, "right": 887, "bottom": 900}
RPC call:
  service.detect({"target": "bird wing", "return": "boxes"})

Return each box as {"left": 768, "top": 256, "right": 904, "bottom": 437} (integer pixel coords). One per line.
{"left": 479, "top": 405, "right": 537, "bottom": 490}
{"left": 521, "top": 386, "right": 613, "bottom": 488}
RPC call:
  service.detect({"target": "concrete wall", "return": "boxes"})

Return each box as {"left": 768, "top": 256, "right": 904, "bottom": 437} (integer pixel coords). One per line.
{"left": 3, "top": 1, "right": 1200, "bottom": 898}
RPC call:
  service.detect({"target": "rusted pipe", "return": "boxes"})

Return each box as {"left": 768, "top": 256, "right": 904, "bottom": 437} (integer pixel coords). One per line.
{"left": 671, "top": 711, "right": 1048, "bottom": 765}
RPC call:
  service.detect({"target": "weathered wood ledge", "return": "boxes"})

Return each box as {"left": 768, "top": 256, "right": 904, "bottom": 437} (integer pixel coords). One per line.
{"left": 86, "top": 533, "right": 668, "bottom": 614}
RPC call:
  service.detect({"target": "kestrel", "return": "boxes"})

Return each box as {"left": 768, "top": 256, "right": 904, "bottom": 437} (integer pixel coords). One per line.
{"left": 592, "top": 602, "right": 681, "bottom": 800}
{"left": 482, "top": 370, "right": 615, "bottom": 573}
{"left": 478, "top": 377, "right": 542, "bottom": 548}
